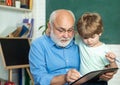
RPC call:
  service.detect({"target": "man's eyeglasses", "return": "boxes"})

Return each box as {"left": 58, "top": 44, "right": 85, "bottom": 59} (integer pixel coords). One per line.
{"left": 52, "top": 23, "right": 74, "bottom": 33}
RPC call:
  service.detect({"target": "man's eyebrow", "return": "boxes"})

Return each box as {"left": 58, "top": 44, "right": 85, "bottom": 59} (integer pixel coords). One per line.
{"left": 58, "top": 26, "right": 74, "bottom": 30}
{"left": 58, "top": 27, "right": 66, "bottom": 30}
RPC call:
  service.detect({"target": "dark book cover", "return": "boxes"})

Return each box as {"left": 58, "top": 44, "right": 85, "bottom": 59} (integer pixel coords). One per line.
{"left": 70, "top": 68, "right": 118, "bottom": 85}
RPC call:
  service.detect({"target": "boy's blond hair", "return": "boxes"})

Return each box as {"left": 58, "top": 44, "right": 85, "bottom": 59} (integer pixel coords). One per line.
{"left": 77, "top": 12, "right": 103, "bottom": 38}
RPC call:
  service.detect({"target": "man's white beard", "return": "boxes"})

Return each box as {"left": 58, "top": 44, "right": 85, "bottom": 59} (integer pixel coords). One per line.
{"left": 50, "top": 30, "right": 73, "bottom": 47}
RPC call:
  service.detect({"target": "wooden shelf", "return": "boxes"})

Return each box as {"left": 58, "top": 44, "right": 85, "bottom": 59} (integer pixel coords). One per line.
{"left": 0, "top": 5, "right": 32, "bottom": 12}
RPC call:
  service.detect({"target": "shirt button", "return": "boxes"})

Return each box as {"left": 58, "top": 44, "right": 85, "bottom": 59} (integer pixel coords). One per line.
{"left": 66, "top": 60, "right": 68, "bottom": 63}
{"left": 66, "top": 69, "right": 69, "bottom": 72}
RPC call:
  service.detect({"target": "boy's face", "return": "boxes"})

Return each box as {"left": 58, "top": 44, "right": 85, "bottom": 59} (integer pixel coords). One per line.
{"left": 82, "top": 33, "right": 101, "bottom": 47}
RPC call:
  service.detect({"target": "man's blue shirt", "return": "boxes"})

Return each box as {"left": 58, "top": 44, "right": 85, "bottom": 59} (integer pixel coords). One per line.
{"left": 29, "top": 35, "right": 80, "bottom": 85}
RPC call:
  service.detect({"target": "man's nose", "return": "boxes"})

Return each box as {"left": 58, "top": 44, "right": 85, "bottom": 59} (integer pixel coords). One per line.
{"left": 63, "top": 32, "right": 69, "bottom": 38}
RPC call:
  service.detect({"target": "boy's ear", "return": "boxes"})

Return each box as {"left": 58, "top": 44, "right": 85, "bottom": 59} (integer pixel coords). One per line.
{"left": 99, "top": 33, "right": 102, "bottom": 36}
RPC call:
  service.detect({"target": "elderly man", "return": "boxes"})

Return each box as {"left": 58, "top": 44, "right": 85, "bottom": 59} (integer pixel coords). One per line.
{"left": 29, "top": 9, "right": 116, "bottom": 85}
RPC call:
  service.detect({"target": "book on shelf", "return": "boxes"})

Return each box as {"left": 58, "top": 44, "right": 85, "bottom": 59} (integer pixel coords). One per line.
{"left": 8, "top": 17, "right": 34, "bottom": 38}
{"left": 0, "top": 0, "right": 15, "bottom": 7}
{"left": 19, "top": 25, "right": 29, "bottom": 37}
{"left": 0, "top": 0, "right": 33, "bottom": 10}
{"left": 8, "top": 24, "right": 29, "bottom": 37}
{"left": 22, "top": 18, "right": 34, "bottom": 38}
{"left": 29, "top": 0, "right": 33, "bottom": 10}
{"left": 20, "top": 0, "right": 33, "bottom": 9}
{"left": 20, "top": 0, "right": 29, "bottom": 9}
{"left": 0, "top": 0, "right": 6, "bottom": 5}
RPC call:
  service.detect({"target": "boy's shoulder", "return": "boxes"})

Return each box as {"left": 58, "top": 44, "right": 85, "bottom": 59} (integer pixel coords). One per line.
{"left": 75, "top": 32, "right": 81, "bottom": 45}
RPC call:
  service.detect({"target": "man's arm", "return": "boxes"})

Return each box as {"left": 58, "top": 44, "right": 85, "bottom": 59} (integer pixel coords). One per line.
{"left": 51, "top": 74, "right": 67, "bottom": 85}
{"left": 29, "top": 41, "right": 57, "bottom": 85}
{"left": 51, "top": 69, "right": 80, "bottom": 85}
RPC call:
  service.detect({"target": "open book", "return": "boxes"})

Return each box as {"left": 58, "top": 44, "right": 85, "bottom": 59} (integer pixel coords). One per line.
{"left": 70, "top": 68, "right": 118, "bottom": 85}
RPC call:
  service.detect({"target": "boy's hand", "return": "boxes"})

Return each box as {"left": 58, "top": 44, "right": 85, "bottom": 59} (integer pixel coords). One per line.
{"left": 99, "top": 71, "right": 114, "bottom": 81}
{"left": 105, "top": 52, "right": 116, "bottom": 63}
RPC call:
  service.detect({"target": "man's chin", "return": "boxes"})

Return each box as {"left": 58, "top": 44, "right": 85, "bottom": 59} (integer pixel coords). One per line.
{"left": 61, "top": 40, "right": 69, "bottom": 42}
{"left": 58, "top": 42, "right": 70, "bottom": 47}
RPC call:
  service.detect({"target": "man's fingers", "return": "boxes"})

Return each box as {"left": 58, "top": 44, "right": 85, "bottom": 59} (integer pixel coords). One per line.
{"left": 66, "top": 69, "right": 80, "bottom": 82}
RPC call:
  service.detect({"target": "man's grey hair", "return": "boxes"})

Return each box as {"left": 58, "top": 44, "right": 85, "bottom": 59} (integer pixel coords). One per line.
{"left": 49, "top": 9, "right": 75, "bottom": 27}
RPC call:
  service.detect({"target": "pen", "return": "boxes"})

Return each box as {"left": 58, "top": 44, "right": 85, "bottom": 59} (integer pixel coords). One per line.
{"left": 115, "top": 58, "right": 120, "bottom": 63}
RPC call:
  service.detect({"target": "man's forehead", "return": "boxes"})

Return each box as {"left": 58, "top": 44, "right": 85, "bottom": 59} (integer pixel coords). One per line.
{"left": 54, "top": 22, "right": 74, "bottom": 30}
{"left": 53, "top": 20, "right": 74, "bottom": 29}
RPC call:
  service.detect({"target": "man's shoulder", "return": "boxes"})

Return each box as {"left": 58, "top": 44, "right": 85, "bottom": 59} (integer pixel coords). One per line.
{"left": 31, "top": 35, "right": 48, "bottom": 44}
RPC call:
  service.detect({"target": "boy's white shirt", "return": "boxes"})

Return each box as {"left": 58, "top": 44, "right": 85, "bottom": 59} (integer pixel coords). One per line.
{"left": 75, "top": 33, "right": 110, "bottom": 75}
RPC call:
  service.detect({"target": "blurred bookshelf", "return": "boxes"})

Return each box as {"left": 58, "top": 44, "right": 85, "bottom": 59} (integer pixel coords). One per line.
{"left": 0, "top": 5, "right": 32, "bottom": 12}
{"left": 0, "top": 0, "right": 33, "bottom": 85}
{"left": 0, "top": 0, "right": 32, "bottom": 12}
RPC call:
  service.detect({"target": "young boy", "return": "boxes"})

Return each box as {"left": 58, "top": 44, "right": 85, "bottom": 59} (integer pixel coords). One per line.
{"left": 76, "top": 12, "right": 118, "bottom": 85}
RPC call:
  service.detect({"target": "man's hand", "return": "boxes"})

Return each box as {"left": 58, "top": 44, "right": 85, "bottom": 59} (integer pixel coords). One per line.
{"left": 66, "top": 69, "right": 81, "bottom": 83}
